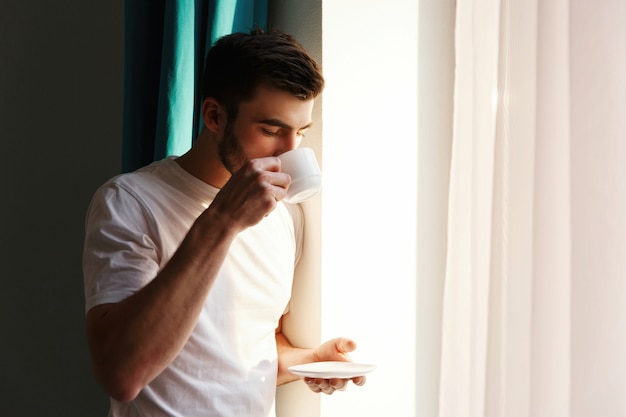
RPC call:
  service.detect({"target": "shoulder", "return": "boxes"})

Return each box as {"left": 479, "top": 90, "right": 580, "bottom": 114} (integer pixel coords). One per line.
{"left": 89, "top": 159, "right": 174, "bottom": 210}
{"left": 85, "top": 159, "right": 174, "bottom": 232}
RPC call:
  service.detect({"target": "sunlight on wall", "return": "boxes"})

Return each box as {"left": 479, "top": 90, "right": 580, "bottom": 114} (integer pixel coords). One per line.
{"left": 321, "top": 1, "right": 418, "bottom": 415}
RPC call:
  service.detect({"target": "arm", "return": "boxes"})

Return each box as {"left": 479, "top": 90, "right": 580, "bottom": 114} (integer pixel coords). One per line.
{"left": 86, "top": 158, "right": 290, "bottom": 403}
{"left": 275, "top": 319, "right": 366, "bottom": 394}
{"left": 86, "top": 210, "right": 237, "bottom": 402}
{"left": 275, "top": 320, "right": 316, "bottom": 386}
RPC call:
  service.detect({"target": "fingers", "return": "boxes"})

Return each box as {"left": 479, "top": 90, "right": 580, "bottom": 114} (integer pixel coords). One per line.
{"left": 329, "top": 378, "right": 349, "bottom": 391}
{"left": 251, "top": 159, "right": 291, "bottom": 205}
{"left": 305, "top": 337, "right": 366, "bottom": 395}
{"left": 352, "top": 375, "right": 366, "bottom": 386}
{"left": 209, "top": 157, "right": 291, "bottom": 228}
{"left": 244, "top": 157, "right": 291, "bottom": 201}
{"left": 304, "top": 377, "right": 351, "bottom": 395}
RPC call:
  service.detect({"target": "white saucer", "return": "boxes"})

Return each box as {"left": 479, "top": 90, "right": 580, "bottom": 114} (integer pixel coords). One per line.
{"left": 288, "top": 361, "right": 377, "bottom": 379}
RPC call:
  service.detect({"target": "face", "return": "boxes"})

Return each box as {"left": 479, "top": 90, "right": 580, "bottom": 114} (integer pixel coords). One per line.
{"left": 217, "top": 85, "right": 315, "bottom": 173}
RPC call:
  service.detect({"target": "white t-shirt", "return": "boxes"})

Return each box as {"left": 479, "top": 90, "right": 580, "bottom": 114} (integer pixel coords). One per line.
{"left": 83, "top": 157, "right": 303, "bottom": 417}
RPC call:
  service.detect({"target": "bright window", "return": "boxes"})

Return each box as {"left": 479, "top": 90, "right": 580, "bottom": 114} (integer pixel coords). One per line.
{"left": 320, "top": 1, "right": 419, "bottom": 415}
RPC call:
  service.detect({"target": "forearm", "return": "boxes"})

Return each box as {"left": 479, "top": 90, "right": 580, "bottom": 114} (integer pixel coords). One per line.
{"left": 87, "top": 212, "right": 238, "bottom": 402}
{"left": 275, "top": 331, "right": 317, "bottom": 386}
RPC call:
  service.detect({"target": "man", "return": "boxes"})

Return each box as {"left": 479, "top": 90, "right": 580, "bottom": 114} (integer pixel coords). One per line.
{"left": 83, "top": 29, "right": 364, "bottom": 416}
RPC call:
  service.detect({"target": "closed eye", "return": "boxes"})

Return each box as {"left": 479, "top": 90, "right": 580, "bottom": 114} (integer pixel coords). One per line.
{"left": 261, "top": 128, "right": 280, "bottom": 136}
{"left": 260, "top": 127, "right": 307, "bottom": 138}
{"left": 258, "top": 118, "right": 313, "bottom": 138}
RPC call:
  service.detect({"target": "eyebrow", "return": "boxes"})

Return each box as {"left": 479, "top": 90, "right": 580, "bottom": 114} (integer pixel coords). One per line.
{"left": 258, "top": 118, "right": 313, "bottom": 131}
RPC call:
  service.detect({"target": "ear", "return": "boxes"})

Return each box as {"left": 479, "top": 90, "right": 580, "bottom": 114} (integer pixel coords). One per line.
{"left": 201, "top": 98, "right": 225, "bottom": 133}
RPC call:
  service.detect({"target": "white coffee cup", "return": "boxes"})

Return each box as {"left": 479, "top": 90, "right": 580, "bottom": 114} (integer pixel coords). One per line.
{"left": 278, "top": 147, "right": 322, "bottom": 204}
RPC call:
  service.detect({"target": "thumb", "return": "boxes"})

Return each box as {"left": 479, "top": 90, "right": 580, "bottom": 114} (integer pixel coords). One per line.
{"left": 333, "top": 337, "right": 357, "bottom": 361}
{"left": 314, "top": 337, "right": 358, "bottom": 362}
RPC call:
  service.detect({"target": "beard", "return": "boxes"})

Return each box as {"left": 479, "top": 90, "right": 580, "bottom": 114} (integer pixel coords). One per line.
{"left": 217, "top": 122, "right": 248, "bottom": 174}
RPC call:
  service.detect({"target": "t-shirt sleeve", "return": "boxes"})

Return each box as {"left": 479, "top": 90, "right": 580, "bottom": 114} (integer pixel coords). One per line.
{"left": 282, "top": 202, "right": 305, "bottom": 316}
{"left": 285, "top": 202, "right": 304, "bottom": 267}
{"left": 82, "top": 182, "right": 161, "bottom": 314}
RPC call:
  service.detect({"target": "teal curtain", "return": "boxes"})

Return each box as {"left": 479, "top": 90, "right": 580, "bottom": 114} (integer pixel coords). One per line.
{"left": 122, "top": 0, "right": 268, "bottom": 173}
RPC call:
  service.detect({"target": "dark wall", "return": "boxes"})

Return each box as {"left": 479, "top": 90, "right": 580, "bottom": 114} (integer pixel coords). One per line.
{"left": 0, "top": 1, "right": 123, "bottom": 414}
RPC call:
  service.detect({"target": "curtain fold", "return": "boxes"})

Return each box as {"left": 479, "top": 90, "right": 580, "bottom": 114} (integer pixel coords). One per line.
{"left": 122, "top": 0, "right": 267, "bottom": 173}
{"left": 439, "top": 0, "right": 626, "bottom": 416}
{"left": 531, "top": 0, "right": 571, "bottom": 415}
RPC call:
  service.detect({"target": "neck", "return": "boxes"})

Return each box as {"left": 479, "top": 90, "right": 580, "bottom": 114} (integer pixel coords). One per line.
{"left": 176, "top": 130, "right": 231, "bottom": 188}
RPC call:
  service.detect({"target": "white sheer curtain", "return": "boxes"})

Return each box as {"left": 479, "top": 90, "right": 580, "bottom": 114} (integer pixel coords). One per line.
{"left": 438, "top": 1, "right": 626, "bottom": 417}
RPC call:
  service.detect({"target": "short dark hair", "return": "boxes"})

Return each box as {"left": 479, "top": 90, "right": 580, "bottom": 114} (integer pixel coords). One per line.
{"left": 201, "top": 28, "right": 325, "bottom": 120}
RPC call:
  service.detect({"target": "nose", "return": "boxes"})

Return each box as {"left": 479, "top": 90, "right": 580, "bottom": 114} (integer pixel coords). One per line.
{"left": 276, "top": 132, "right": 301, "bottom": 155}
